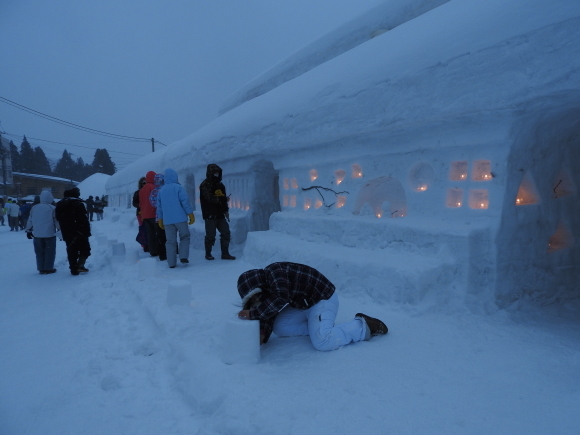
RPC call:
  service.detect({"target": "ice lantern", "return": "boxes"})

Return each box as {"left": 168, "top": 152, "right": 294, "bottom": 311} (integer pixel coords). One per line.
{"left": 335, "top": 169, "right": 346, "bottom": 185}
{"left": 515, "top": 172, "right": 540, "bottom": 206}
{"left": 548, "top": 222, "right": 573, "bottom": 253}
{"left": 309, "top": 169, "right": 318, "bottom": 182}
{"left": 449, "top": 161, "right": 468, "bottom": 181}
{"left": 409, "top": 162, "right": 435, "bottom": 192}
{"left": 472, "top": 160, "right": 492, "bottom": 181}
{"left": 336, "top": 196, "right": 347, "bottom": 208}
{"left": 446, "top": 188, "right": 463, "bottom": 208}
{"left": 469, "top": 189, "right": 489, "bottom": 209}
{"left": 352, "top": 164, "right": 363, "bottom": 179}
{"left": 303, "top": 198, "right": 312, "bottom": 210}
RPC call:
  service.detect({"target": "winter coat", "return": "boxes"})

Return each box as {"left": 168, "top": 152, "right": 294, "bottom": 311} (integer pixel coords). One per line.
{"left": 25, "top": 191, "right": 60, "bottom": 238}
{"left": 139, "top": 171, "right": 157, "bottom": 219}
{"left": 55, "top": 195, "right": 91, "bottom": 241}
{"left": 20, "top": 203, "right": 32, "bottom": 219}
{"left": 7, "top": 202, "right": 20, "bottom": 217}
{"left": 157, "top": 168, "right": 193, "bottom": 225}
{"left": 94, "top": 199, "right": 104, "bottom": 213}
{"left": 237, "top": 262, "right": 336, "bottom": 343}
{"left": 86, "top": 197, "right": 95, "bottom": 212}
{"left": 199, "top": 164, "right": 229, "bottom": 220}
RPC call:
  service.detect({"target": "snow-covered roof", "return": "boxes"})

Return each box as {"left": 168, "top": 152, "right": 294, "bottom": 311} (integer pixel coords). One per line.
{"left": 76, "top": 172, "right": 111, "bottom": 199}
{"left": 13, "top": 172, "right": 79, "bottom": 184}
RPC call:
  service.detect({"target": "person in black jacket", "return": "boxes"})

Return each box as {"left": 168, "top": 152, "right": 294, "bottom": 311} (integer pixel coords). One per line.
{"left": 55, "top": 188, "right": 91, "bottom": 276}
{"left": 86, "top": 196, "right": 95, "bottom": 221}
{"left": 132, "top": 177, "right": 148, "bottom": 252}
{"left": 199, "top": 163, "right": 235, "bottom": 260}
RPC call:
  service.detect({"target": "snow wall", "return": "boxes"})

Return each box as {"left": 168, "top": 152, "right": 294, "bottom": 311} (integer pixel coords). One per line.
{"left": 106, "top": 0, "right": 580, "bottom": 311}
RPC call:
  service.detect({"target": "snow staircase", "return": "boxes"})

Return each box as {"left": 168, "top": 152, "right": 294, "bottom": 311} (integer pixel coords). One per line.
{"left": 243, "top": 212, "right": 493, "bottom": 305}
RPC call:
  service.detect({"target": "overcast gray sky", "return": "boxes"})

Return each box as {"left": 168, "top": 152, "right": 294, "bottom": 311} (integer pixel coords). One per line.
{"left": 1, "top": 0, "right": 384, "bottom": 169}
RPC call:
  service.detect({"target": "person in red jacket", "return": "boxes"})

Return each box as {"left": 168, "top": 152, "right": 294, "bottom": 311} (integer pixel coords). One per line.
{"left": 139, "top": 171, "right": 166, "bottom": 260}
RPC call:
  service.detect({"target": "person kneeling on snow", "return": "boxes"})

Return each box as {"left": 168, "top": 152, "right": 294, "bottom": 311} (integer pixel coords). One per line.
{"left": 237, "top": 262, "right": 388, "bottom": 350}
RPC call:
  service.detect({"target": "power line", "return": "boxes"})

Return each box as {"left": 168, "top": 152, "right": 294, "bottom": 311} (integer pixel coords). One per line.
{"left": 2, "top": 131, "right": 146, "bottom": 157}
{"left": 0, "top": 95, "right": 151, "bottom": 142}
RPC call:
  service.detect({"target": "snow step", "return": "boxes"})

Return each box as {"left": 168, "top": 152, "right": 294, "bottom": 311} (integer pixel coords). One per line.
{"left": 243, "top": 230, "right": 462, "bottom": 305}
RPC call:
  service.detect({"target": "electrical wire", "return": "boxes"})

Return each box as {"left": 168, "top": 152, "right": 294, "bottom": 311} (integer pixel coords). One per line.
{"left": 1, "top": 132, "right": 146, "bottom": 157}
{"left": 0, "top": 95, "right": 152, "bottom": 142}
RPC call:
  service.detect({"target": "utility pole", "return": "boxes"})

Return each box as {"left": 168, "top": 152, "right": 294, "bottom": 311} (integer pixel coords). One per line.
{"left": 0, "top": 130, "right": 8, "bottom": 200}
{"left": 151, "top": 138, "right": 155, "bottom": 153}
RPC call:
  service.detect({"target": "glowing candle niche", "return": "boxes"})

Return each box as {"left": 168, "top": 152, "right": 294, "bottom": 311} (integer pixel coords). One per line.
{"left": 472, "top": 160, "right": 492, "bottom": 181}
{"left": 375, "top": 210, "right": 382, "bottom": 218}
{"left": 449, "top": 161, "right": 468, "bottom": 181}
{"left": 446, "top": 188, "right": 464, "bottom": 208}
{"left": 335, "top": 169, "right": 346, "bottom": 185}
{"left": 314, "top": 199, "right": 323, "bottom": 209}
{"left": 309, "top": 169, "right": 318, "bottom": 182}
{"left": 291, "top": 178, "right": 298, "bottom": 189}
{"left": 290, "top": 195, "right": 297, "bottom": 208}
{"left": 469, "top": 189, "right": 489, "bottom": 210}
{"left": 283, "top": 195, "right": 289, "bottom": 207}
{"left": 283, "top": 178, "right": 289, "bottom": 190}
{"left": 515, "top": 172, "right": 540, "bottom": 206}
{"left": 352, "top": 164, "right": 363, "bottom": 179}
{"left": 336, "top": 196, "right": 347, "bottom": 208}
{"left": 303, "top": 198, "right": 312, "bottom": 210}
{"left": 548, "top": 222, "right": 573, "bottom": 253}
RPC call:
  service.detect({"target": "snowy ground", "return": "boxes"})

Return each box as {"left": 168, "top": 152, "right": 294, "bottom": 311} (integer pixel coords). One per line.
{"left": 1, "top": 212, "right": 580, "bottom": 434}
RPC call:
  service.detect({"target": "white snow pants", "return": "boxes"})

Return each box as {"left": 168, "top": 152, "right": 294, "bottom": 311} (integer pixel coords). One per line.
{"left": 272, "top": 292, "right": 367, "bottom": 351}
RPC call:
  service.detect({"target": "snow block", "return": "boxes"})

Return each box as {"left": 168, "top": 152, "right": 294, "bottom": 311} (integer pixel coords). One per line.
{"left": 138, "top": 257, "right": 156, "bottom": 281}
{"left": 107, "top": 239, "right": 118, "bottom": 246}
{"left": 221, "top": 318, "right": 260, "bottom": 365}
{"left": 112, "top": 242, "right": 126, "bottom": 256}
{"left": 166, "top": 280, "right": 192, "bottom": 306}
{"left": 126, "top": 249, "right": 140, "bottom": 264}
{"left": 97, "top": 235, "right": 108, "bottom": 246}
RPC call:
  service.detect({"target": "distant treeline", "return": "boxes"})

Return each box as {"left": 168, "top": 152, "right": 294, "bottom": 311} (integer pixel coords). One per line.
{"left": 9, "top": 136, "right": 116, "bottom": 180}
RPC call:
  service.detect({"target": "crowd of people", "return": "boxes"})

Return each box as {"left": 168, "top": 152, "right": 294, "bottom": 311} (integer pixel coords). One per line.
{"left": 4, "top": 164, "right": 389, "bottom": 351}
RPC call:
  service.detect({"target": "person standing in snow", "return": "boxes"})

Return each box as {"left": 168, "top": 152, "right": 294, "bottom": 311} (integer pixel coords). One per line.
{"left": 237, "top": 262, "right": 388, "bottom": 350}
{"left": 19, "top": 201, "right": 32, "bottom": 230}
{"left": 86, "top": 196, "right": 95, "bottom": 221}
{"left": 6, "top": 199, "right": 20, "bottom": 231}
{"left": 156, "top": 168, "right": 195, "bottom": 268}
{"left": 139, "top": 171, "right": 166, "bottom": 260}
{"left": 132, "top": 177, "right": 148, "bottom": 252}
{"left": 0, "top": 199, "right": 5, "bottom": 226}
{"left": 199, "top": 163, "right": 235, "bottom": 260}
{"left": 25, "top": 190, "right": 60, "bottom": 274}
{"left": 55, "top": 188, "right": 91, "bottom": 276}
{"left": 94, "top": 196, "right": 104, "bottom": 221}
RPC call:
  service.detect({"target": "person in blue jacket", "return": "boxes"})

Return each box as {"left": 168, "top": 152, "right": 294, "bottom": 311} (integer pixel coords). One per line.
{"left": 156, "top": 168, "right": 195, "bottom": 268}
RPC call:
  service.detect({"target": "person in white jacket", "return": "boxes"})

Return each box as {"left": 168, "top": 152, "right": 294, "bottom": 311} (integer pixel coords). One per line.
{"left": 6, "top": 199, "right": 20, "bottom": 231}
{"left": 25, "top": 191, "right": 60, "bottom": 274}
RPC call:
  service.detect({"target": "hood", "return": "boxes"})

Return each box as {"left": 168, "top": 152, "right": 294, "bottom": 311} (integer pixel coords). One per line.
{"left": 237, "top": 269, "right": 268, "bottom": 300}
{"left": 40, "top": 191, "right": 54, "bottom": 204}
{"left": 64, "top": 187, "right": 80, "bottom": 198}
{"left": 206, "top": 164, "right": 222, "bottom": 181}
{"left": 164, "top": 168, "right": 179, "bottom": 184}
{"left": 145, "top": 171, "right": 156, "bottom": 184}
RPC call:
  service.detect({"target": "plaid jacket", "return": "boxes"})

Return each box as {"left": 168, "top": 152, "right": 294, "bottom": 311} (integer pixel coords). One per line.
{"left": 237, "top": 262, "right": 335, "bottom": 343}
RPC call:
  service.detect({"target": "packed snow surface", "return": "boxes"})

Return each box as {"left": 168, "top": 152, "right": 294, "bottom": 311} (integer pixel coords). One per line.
{"left": 1, "top": 210, "right": 579, "bottom": 434}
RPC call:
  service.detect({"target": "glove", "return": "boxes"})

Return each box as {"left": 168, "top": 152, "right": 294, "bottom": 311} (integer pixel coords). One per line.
{"left": 224, "top": 212, "right": 230, "bottom": 222}
{"left": 187, "top": 213, "right": 195, "bottom": 225}
{"left": 158, "top": 219, "right": 164, "bottom": 230}
{"left": 214, "top": 189, "right": 225, "bottom": 197}
{"left": 26, "top": 231, "right": 33, "bottom": 240}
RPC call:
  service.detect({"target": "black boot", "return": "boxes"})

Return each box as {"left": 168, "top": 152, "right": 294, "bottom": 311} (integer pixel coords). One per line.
{"left": 220, "top": 241, "right": 236, "bottom": 260}
{"left": 205, "top": 242, "right": 214, "bottom": 260}
{"left": 77, "top": 257, "right": 89, "bottom": 273}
